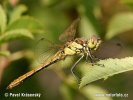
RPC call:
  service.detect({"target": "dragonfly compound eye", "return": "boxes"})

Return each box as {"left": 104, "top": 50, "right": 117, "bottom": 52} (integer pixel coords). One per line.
{"left": 87, "top": 36, "right": 97, "bottom": 49}
{"left": 87, "top": 35, "right": 102, "bottom": 50}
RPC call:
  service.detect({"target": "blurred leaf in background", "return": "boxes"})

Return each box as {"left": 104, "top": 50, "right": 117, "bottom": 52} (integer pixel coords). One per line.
{"left": 0, "top": 2, "right": 43, "bottom": 99}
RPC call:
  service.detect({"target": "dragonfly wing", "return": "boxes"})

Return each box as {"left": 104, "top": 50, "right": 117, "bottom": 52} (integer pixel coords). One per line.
{"left": 59, "top": 18, "right": 80, "bottom": 42}
{"left": 34, "top": 37, "right": 61, "bottom": 66}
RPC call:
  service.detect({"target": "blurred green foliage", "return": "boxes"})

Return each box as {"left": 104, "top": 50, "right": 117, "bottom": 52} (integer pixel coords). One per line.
{"left": 0, "top": 0, "right": 133, "bottom": 100}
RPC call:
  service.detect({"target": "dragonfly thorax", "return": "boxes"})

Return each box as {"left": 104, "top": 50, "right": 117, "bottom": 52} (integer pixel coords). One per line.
{"left": 63, "top": 40, "right": 83, "bottom": 56}
{"left": 63, "top": 35, "right": 102, "bottom": 56}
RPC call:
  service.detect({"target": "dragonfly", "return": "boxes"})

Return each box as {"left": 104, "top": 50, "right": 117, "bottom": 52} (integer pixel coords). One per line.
{"left": 7, "top": 18, "right": 102, "bottom": 90}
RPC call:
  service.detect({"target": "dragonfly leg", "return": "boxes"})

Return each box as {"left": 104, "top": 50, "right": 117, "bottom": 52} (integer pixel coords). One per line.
{"left": 88, "top": 49, "right": 94, "bottom": 64}
{"left": 86, "top": 53, "right": 89, "bottom": 63}
{"left": 91, "top": 55, "right": 104, "bottom": 67}
{"left": 71, "top": 55, "right": 84, "bottom": 81}
{"left": 92, "top": 55, "right": 100, "bottom": 61}
{"left": 88, "top": 49, "right": 104, "bottom": 67}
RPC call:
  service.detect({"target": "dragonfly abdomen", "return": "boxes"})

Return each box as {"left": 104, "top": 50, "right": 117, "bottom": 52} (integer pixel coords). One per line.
{"left": 7, "top": 51, "right": 63, "bottom": 90}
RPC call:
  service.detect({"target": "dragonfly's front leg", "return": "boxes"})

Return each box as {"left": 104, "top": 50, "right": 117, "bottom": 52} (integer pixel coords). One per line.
{"left": 71, "top": 55, "right": 84, "bottom": 81}
{"left": 88, "top": 49, "right": 94, "bottom": 64}
{"left": 85, "top": 53, "right": 98, "bottom": 63}
{"left": 88, "top": 49, "right": 104, "bottom": 67}
{"left": 85, "top": 53, "right": 89, "bottom": 63}
{"left": 92, "top": 55, "right": 100, "bottom": 61}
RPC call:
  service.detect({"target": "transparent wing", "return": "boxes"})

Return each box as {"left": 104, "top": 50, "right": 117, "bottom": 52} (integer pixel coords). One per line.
{"left": 59, "top": 18, "right": 80, "bottom": 42}
{"left": 34, "top": 37, "right": 61, "bottom": 66}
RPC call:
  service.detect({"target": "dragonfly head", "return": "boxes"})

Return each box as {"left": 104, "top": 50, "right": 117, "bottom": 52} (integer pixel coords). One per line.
{"left": 87, "top": 35, "right": 102, "bottom": 50}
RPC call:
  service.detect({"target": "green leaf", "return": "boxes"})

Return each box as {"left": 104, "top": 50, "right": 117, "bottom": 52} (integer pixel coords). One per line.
{"left": 0, "top": 5, "right": 7, "bottom": 33}
{"left": 60, "top": 84, "right": 74, "bottom": 100}
{"left": 106, "top": 13, "right": 133, "bottom": 39}
{"left": 41, "top": 0, "right": 60, "bottom": 6}
{"left": 79, "top": 57, "right": 133, "bottom": 88}
{"left": 81, "top": 85, "right": 113, "bottom": 100}
{"left": 9, "top": 4, "right": 28, "bottom": 24}
{"left": 78, "top": 0, "right": 101, "bottom": 34}
{"left": 7, "top": 16, "right": 43, "bottom": 33}
{"left": 79, "top": 16, "right": 97, "bottom": 37}
{"left": 121, "top": 0, "right": 133, "bottom": 8}
{"left": 0, "top": 29, "right": 34, "bottom": 44}
{"left": 121, "top": 0, "right": 133, "bottom": 5}
{"left": 0, "top": 50, "right": 10, "bottom": 57}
